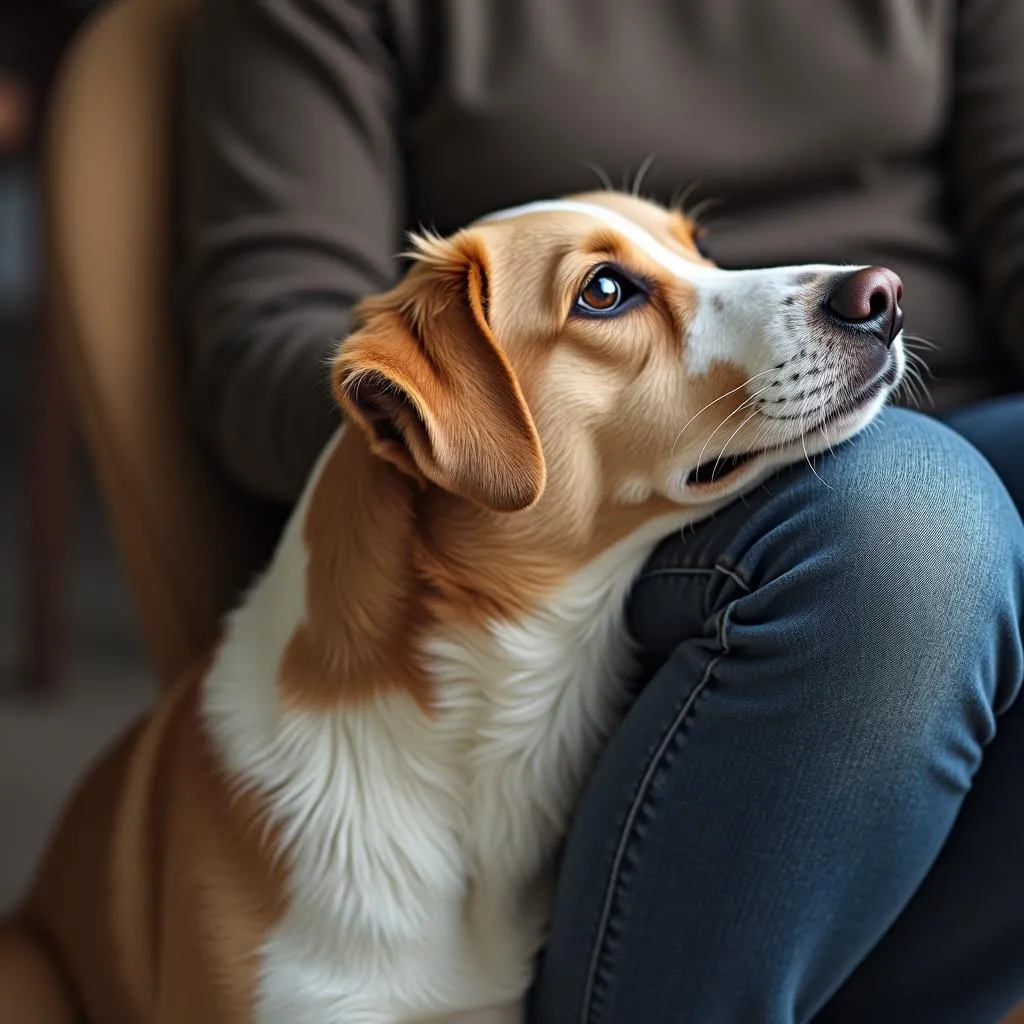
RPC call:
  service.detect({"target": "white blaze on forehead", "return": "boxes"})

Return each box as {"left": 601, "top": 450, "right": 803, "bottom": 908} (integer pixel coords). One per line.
{"left": 480, "top": 199, "right": 719, "bottom": 282}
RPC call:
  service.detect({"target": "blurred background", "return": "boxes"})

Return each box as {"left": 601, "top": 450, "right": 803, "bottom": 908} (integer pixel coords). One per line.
{"left": 0, "top": 0, "right": 155, "bottom": 912}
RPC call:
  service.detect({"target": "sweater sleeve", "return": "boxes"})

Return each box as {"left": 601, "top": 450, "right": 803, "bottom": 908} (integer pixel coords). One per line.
{"left": 182, "top": 0, "right": 403, "bottom": 504}
{"left": 953, "top": 0, "right": 1024, "bottom": 383}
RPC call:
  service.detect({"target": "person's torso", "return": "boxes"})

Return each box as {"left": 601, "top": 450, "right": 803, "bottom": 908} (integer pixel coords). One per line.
{"left": 383, "top": 0, "right": 1012, "bottom": 408}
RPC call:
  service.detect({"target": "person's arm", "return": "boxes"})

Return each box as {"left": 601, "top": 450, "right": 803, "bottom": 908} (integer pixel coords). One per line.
{"left": 183, "top": 0, "right": 403, "bottom": 503}
{"left": 953, "top": 0, "right": 1024, "bottom": 383}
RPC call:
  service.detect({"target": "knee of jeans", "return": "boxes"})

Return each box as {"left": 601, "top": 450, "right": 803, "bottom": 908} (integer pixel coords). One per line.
{"left": 815, "top": 414, "right": 1019, "bottom": 617}
{"left": 754, "top": 413, "right": 1024, "bottom": 749}
{"left": 628, "top": 413, "right": 1023, "bottom": 755}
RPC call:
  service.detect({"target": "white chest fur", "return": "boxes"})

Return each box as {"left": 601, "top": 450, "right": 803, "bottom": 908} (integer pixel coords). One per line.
{"left": 203, "top": 472, "right": 692, "bottom": 1022}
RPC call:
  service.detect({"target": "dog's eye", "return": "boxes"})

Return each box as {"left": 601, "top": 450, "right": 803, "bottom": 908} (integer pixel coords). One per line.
{"left": 575, "top": 267, "right": 645, "bottom": 317}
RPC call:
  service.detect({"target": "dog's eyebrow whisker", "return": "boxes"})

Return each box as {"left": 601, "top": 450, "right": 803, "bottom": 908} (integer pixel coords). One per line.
{"left": 582, "top": 159, "right": 615, "bottom": 193}
{"left": 631, "top": 154, "right": 658, "bottom": 197}
{"left": 671, "top": 367, "right": 778, "bottom": 457}
{"left": 686, "top": 195, "right": 724, "bottom": 227}
{"left": 670, "top": 180, "right": 701, "bottom": 213}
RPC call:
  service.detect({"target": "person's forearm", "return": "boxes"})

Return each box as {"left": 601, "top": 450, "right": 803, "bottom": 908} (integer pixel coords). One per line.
{"left": 189, "top": 302, "right": 349, "bottom": 504}
{"left": 183, "top": 0, "right": 403, "bottom": 503}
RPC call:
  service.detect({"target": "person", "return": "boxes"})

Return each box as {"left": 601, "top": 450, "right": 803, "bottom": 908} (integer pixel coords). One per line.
{"left": 182, "top": 1, "right": 1024, "bottom": 1020}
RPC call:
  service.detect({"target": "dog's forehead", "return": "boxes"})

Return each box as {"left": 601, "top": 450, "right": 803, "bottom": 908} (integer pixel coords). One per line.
{"left": 569, "top": 191, "right": 698, "bottom": 246}
{"left": 477, "top": 194, "right": 707, "bottom": 279}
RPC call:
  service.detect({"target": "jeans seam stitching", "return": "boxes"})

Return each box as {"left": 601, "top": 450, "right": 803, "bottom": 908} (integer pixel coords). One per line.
{"left": 714, "top": 560, "right": 752, "bottom": 593}
{"left": 635, "top": 562, "right": 751, "bottom": 593}
{"left": 636, "top": 567, "right": 716, "bottom": 580}
{"left": 577, "top": 602, "right": 735, "bottom": 1023}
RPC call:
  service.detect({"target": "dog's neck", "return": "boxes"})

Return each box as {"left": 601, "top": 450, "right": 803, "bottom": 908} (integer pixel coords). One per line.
{"left": 276, "top": 425, "right": 429, "bottom": 709}
{"left": 274, "top": 425, "right": 679, "bottom": 711}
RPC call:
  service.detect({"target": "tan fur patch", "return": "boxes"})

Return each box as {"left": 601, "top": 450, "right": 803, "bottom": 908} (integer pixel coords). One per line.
{"left": 22, "top": 664, "right": 288, "bottom": 1023}
{"left": 278, "top": 426, "right": 433, "bottom": 710}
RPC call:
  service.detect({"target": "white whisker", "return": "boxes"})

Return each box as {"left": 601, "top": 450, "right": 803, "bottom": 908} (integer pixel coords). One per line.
{"left": 691, "top": 381, "right": 777, "bottom": 470}
{"left": 901, "top": 332, "right": 939, "bottom": 352}
{"left": 582, "top": 160, "right": 615, "bottom": 193}
{"left": 687, "top": 195, "right": 723, "bottom": 226}
{"left": 670, "top": 180, "right": 702, "bottom": 214}
{"left": 631, "top": 154, "right": 657, "bottom": 197}
{"left": 708, "top": 409, "right": 761, "bottom": 482}
{"left": 671, "top": 367, "right": 779, "bottom": 456}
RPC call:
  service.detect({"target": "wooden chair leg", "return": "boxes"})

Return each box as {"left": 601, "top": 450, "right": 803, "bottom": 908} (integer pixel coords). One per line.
{"left": 20, "top": 309, "right": 74, "bottom": 696}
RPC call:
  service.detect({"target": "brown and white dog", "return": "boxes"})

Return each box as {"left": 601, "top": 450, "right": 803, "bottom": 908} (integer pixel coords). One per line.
{"left": 1, "top": 193, "right": 905, "bottom": 1023}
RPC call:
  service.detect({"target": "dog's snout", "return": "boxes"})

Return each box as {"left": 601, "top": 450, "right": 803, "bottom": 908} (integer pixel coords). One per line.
{"left": 825, "top": 267, "right": 904, "bottom": 346}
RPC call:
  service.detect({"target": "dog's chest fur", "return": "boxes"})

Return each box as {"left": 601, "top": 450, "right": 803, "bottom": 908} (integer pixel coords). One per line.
{"left": 202, "top": 452, "right": 689, "bottom": 1022}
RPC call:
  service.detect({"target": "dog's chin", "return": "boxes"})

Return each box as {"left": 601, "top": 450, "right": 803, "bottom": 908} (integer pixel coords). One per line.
{"left": 683, "top": 350, "right": 903, "bottom": 501}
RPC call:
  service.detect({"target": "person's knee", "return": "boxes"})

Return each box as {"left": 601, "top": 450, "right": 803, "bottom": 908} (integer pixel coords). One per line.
{"left": 815, "top": 412, "right": 1021, "bottom": 649}
{"left": 754, "top": 411, "right": 1023, "bottom": 746}
{"left": 632, "top": 411, "right": 1024, "bottom": 753}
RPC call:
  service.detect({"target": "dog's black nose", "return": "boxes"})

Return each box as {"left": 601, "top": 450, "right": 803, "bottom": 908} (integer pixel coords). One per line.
{"left": 826, "top": 267, "right": 904, "bottom": 346}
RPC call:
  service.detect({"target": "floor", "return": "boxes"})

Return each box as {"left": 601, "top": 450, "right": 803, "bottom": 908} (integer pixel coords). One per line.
{"left": 0, "top": 307, "right": 155, "bottom": 913}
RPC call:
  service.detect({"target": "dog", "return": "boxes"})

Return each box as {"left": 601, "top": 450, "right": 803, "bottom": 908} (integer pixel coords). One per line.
{"left": 0, "top": 192, "right": 905, "bottom": 1023}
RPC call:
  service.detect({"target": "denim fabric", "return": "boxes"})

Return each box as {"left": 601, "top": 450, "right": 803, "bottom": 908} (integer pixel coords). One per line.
{"left": 529, "top": 402, "right": 1024, "bottom": 1024}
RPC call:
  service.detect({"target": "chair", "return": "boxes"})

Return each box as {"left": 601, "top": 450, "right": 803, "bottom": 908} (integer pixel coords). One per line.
{"left": 8, "top": 0, "right": 89, "bottom": 696}
{"left": 44, "top": 0, "right": 269, "bottom": 690}
{"left": 41, "top": 2, "right": 1024, "bottom": 1020}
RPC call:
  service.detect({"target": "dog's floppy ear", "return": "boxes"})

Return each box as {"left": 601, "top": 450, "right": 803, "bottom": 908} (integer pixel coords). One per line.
{"left": 332, "top": 234, "right": 546, "bottom": 513}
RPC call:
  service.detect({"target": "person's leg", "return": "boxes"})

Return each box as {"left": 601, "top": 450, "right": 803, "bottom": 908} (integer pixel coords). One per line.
{"left": 943, "top": 393, "right": 1024, "bottom": 510}
{"left": 816, "top": 394, "right": 1024, "bottom": 1023}
{"left": 528, "top": 408, "right": 1024, "bottom": 1024}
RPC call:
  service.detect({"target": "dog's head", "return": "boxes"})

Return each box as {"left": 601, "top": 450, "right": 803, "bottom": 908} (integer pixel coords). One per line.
{"left": 333, "top": 192, "right": 905, "bottom": 523}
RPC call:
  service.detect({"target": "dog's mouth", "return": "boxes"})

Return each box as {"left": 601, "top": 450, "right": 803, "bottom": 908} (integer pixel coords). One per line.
{"left": 685, "top": 359, "right": 899, "bottom": 489}
{"left": 686, "top": 450, "right": 758, "bottom": 486}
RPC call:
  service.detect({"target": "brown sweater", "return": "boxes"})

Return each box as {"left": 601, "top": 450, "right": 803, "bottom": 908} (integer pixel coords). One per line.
{"left": 183, "top": 0, "right": 1024, "bottom": 505}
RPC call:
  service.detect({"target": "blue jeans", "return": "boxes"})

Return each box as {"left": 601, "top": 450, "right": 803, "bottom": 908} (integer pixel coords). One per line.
{"left": 529, "top": 398, "right": 1024, "bottom": 1024}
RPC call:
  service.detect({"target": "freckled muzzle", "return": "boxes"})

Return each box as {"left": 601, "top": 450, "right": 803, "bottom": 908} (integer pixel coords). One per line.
{"left": 687, "top": 266, "right": 906, "bottom": 489}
